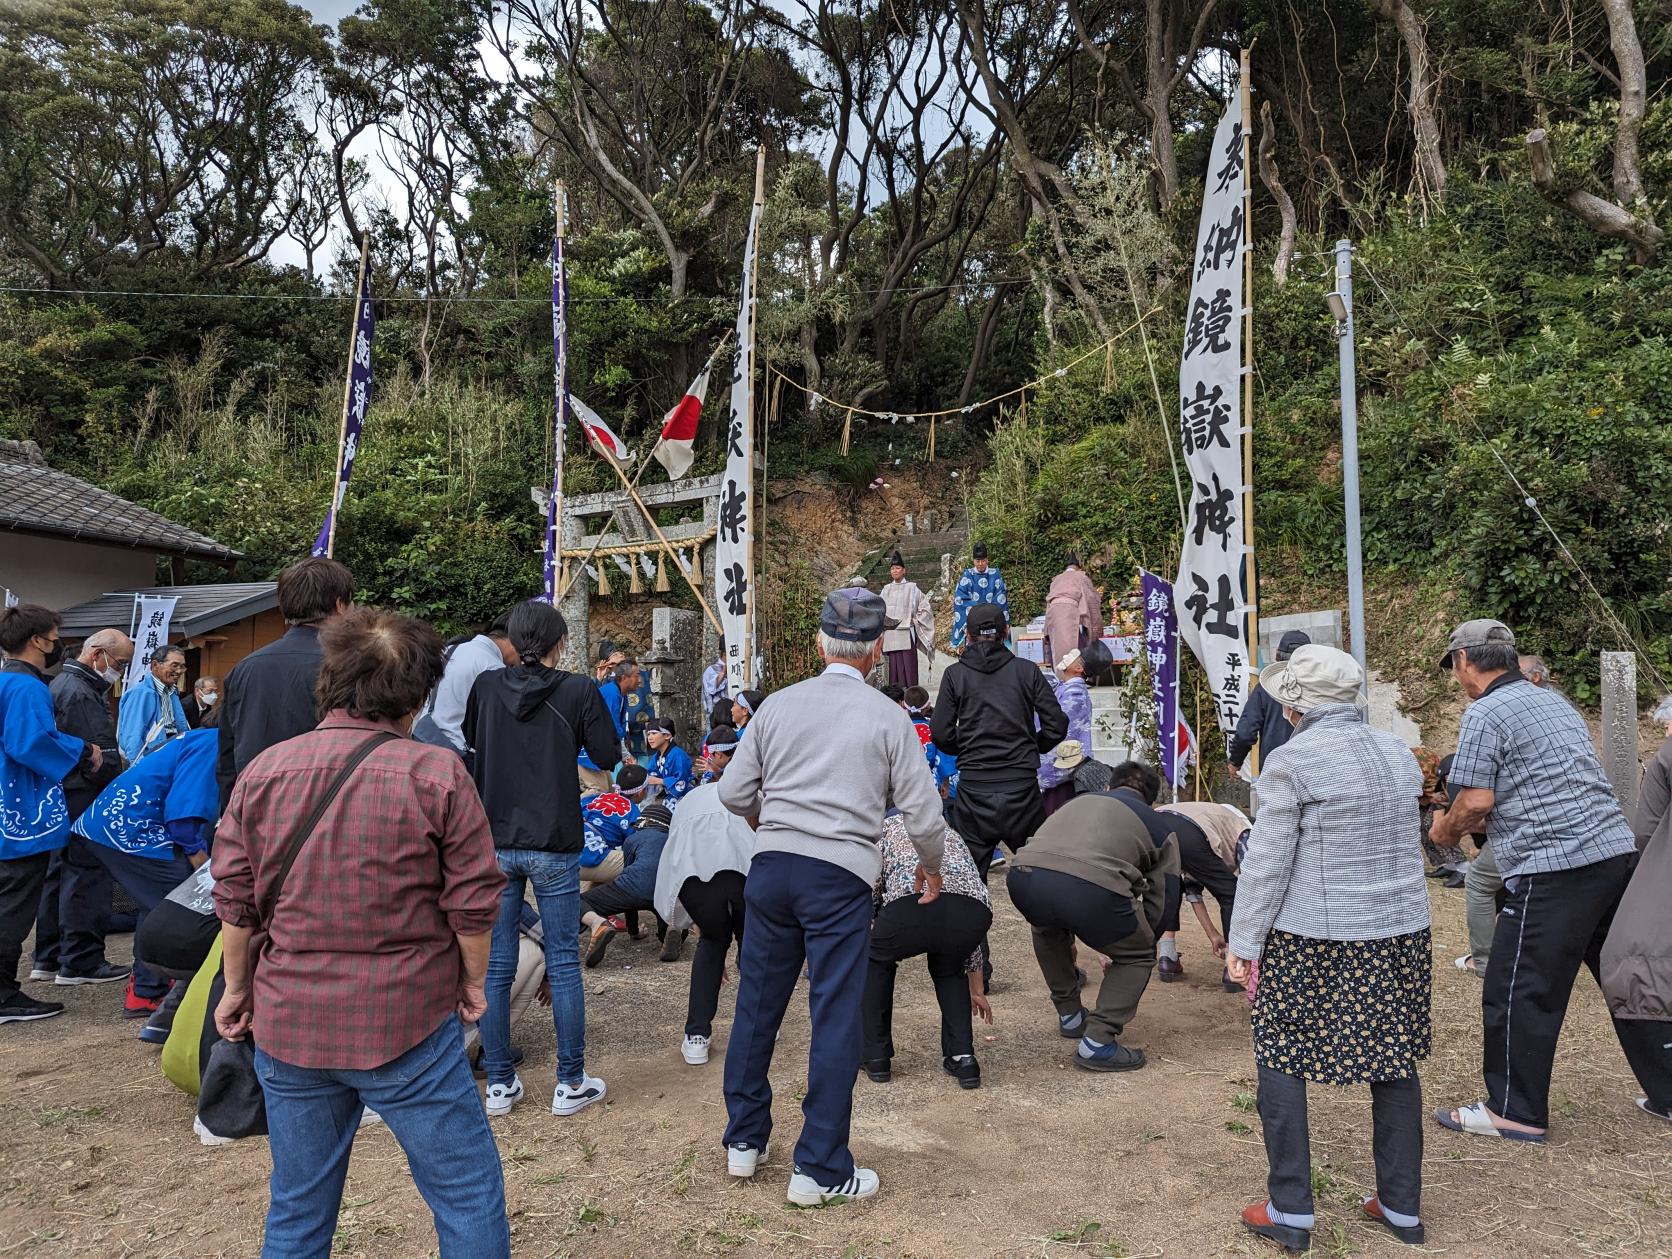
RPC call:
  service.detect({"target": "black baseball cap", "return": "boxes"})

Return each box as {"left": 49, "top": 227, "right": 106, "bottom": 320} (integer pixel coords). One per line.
{"left": 967, "top": 603, "right": 1008, "bottom": 642}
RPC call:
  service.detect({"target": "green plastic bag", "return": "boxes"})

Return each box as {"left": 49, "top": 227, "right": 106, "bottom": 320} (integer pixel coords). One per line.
{"left": 161, "top": 934, "right": 224, "bottom": 1098}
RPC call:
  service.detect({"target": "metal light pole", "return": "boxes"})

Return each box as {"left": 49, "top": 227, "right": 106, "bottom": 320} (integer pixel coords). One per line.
{"left": 1327, "top": 239, "right": 1367, "bottom": 685}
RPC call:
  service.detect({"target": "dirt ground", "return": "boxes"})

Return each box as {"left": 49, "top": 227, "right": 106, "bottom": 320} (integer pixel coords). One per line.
{"left": 2, "top": 879, "right": 1668, "bottom": 1259}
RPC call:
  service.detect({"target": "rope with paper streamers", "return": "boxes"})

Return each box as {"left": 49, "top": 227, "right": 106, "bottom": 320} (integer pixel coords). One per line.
{"left": 559, "top": 525, "right": 718, "bottom": 598}
{"left": 771, "top": 307, "right": 1162, "bottom": 458}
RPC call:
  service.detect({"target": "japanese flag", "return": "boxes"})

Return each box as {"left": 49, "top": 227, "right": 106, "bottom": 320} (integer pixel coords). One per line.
{"left": 652, "top": 360, "right": 714, "bottom": 480}
{"left": 569, "top": 393, "right": 631, "bottom": 462}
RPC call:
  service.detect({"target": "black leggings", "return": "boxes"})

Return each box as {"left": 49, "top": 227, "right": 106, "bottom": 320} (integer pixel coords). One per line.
{"left": 680, "top": 871, "right": 747, "bottom": 1038}
{"left": 863, "top": 893, "right": 992, "bottom": 1061}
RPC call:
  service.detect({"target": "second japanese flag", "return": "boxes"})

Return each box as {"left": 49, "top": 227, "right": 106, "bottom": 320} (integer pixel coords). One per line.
{"left": 651, "top": 357, "right": 716, "bottom": 480}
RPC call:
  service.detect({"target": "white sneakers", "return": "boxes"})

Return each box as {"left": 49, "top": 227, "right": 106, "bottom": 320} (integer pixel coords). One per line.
{"left": 682, "top": 1034, "right": 711, "bottom": 1065}
{"left": 192, "top": 1116, "right": 235, "bottom": 1147}
{"left": 727, "top": 1141, "right": 769, "bottom": 1178}
{"left": 551, "top": 1073, "right": 607, "bottom": 1116}
{"left": 485, "top": 1076, "right": 525, "bottom": 1117}
{"left": 786, "top": 1166, "right": 880, "bottom": 1206}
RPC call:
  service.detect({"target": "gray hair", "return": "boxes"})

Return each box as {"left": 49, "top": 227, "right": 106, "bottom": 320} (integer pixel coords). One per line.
{"left": 1461, "top": 641, "right": 1519, "bottom": 673}
{"left": 817, "top": 630, "right": 877, "bottom": 665}
{"left": 1518, "top": 654, "right": 1550, "bottom": 684}
{"left": 1653, "top": 695, "right": 1672, "bottom": 726}
{"left": 614, "top": 659, "right": 640, "bottom": 683}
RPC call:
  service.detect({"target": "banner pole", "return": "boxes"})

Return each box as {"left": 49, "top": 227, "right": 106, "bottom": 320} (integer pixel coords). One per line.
{"left": 546, "top": 180, "right": 569, "bottom": 601}
{"left": 743, "top": 145, "right": 765, "bottom": 687}
{"left": 325, "top": 237, "right": 370, "bottom": 560}
{"left": 1239, "top": 46, "right": 1260, "bottom": 776}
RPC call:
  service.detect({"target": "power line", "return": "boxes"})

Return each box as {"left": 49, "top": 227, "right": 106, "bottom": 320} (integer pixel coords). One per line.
{"left": 1355, "top": 254, "right": 1668, "bottom": 692}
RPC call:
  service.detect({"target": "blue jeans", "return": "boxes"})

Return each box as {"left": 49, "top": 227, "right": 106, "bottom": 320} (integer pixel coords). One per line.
{"left": 482, "top": 848, "right": 586, "bottom": 1087}
{"left": 256, "top": 1014, "right": 509, "bottom": 1259}
{"left": 722, "top": 850, "right": 873, "bottom": 1186}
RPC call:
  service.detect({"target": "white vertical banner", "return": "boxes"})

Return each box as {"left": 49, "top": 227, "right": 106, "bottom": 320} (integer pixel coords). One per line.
{"left": 126, "top": 595, "right": 180, "bottom": 688}
{"left": 1174, "top": 101, "right": 1255, "bottom": 732}
{"left": 716, "top": 177, "right": 762, "bottom": 696}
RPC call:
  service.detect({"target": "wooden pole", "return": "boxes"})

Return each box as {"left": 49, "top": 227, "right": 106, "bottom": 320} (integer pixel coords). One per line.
{"left": 325, "top": 236, "right": 370, "bottom": 559}
{"left": 600, "top": 454, "right": 725, "bottom": 634}
{"left": 1239, "top": 47, "right": 1261, "bottom": 776}
{"left": 743, "top": 145, "right": 765, "bottom": 687}
{"left": 548, "top": 180, "right": 568, "bottom": 596}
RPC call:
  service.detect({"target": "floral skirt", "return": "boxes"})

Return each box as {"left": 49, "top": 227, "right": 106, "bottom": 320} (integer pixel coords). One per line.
{"left": 1252, "top": 928, "right": 1432, "bottom": 1085}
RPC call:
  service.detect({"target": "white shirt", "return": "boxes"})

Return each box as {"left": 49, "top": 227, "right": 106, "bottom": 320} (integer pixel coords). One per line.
{"left": 426, "top": 635, "right": 506, "bottom": 751}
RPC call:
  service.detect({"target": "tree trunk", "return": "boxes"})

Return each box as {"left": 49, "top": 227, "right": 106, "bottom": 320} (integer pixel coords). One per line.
{"left": 1526, "top": 128, "right": 1663, "bottom": 261}
{"left": 1600, "top": 0, "right": 1649, "bottom": 208}
{"left": 1257, "top": 101, "right": 1297, "bottom": 287}
{"left": 1372, "top": 0, "right": 1447, "bottom": 209}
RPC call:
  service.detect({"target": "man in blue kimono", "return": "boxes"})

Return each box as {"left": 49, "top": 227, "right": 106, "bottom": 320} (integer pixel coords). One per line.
{"left": 951, "top": 544, "right": 1010, "bottom": 652}
{"left": 645, "top": 718, "right": 695, "bottom": 809}
{"left": 118, "top": 643, "right": 190, "bottom": 764}
{"left": 0, "top": 605, "right": 99, "bottom": 1024}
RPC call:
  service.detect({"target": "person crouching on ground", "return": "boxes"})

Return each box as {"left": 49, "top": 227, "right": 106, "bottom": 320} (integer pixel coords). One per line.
{"left": 719, "top": 586, "right": 944, "bottom": 1206}
{"left": 212, "top": 607, "right": 511, "bottom": 1259}
{"left": 580, "top": 802, "right": 678, "bottom": 967}
{"left": 1226, "top": 645, "right": 1431, "bottom": 1253}
{"left": 653, "top": 726, "right": 751, "bottom": 1066}
{"left": 862, "top": 813, "right": 993, "bottom": 1089}
{"left": 1005, "top": 790, "right": 1176, "bottom": 1072}
{"left": 464, "top": 598, "right": 620, "bottom": 1121}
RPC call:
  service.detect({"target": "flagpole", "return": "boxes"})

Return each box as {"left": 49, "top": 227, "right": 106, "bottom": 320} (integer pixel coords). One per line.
{"left": 601, "top": 458, "right": 724, "bottom": 635}
{"left": 1238, "top": 47, "right": 1261, "bottom": 776}
{"left": 546, "top": 180, "right": 569, "bottom": 601}
{"left": 743, "top": 145, "right": 765, "bottom": 688}
{"left": 325, "top": 236, "right": 370, "bottom": 559}
{"left": 556, "top": 331, "right": 732, "bottom": 602}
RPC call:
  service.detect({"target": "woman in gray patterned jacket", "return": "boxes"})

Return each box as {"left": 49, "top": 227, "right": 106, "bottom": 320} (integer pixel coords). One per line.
{"left": 1225, "top": 645, "right": 1431, "bottom": 1253}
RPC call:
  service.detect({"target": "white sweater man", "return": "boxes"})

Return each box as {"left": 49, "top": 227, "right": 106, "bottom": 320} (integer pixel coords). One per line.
{"left": 718, "top": 586, "right": 944, "bottom": 1206}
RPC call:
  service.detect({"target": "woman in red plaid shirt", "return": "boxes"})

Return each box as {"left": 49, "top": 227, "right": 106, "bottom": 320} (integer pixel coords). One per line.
{"left": 212, "top": 608, "right": 510, "bottom": 1259}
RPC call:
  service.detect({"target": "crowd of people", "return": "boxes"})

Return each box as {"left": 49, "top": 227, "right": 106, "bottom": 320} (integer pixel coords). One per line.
{"left": 1, "top": 549, "right": 1669, "bottom": 1257}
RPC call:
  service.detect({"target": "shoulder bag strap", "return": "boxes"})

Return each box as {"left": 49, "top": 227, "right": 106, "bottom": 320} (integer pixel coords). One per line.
{"left": 258, "top": 731, "right": 400, "bottom": 925}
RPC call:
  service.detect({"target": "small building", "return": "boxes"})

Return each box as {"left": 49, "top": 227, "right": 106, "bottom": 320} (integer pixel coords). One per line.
{"left": 0, "top": 438, "right": 240, "bottom": 609}
{"left": 55, "top": 583, "right": 282, "bottom": 685}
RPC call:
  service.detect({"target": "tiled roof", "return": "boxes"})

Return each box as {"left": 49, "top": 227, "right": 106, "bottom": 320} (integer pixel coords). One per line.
{"left": 0, "top": 439, "right": 239, "bottom": 561}
{"left": 56, "top": 584, "right": 277, "bottom": 640}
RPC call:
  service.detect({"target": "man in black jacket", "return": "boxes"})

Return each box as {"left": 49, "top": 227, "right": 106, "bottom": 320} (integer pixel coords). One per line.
{"left": 31, "top": 629, "right": 131, "bottom": 986}
{"left": 931, "top": 604, "right": 1067, "bottom": 877}
{"left": 1228, "top": 630, "right": 1310, "bottom": 779}
{"left": 216, "top": 557, "right": 354, "bottom": 809}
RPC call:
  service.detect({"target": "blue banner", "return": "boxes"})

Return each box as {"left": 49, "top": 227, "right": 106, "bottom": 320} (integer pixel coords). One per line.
{"left": 1141, "top": 568, "right": 1183, "bottom": 787}
{"left": 542, "top": 218, "right": 569, "bottom": 601}
{"left": 312, "top": 258, "right": 376, "bottom": 557}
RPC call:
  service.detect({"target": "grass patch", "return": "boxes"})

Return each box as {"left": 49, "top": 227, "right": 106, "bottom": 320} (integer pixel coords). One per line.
{"left": 34, "top": 1105, "right": 103, "bottom": 1129}
{"left": 1224, "top": 1119, "right": 1252, "bottom": 1136}
{"left": 1231, "top": 1090, "right": 1256, "bottom": 1113}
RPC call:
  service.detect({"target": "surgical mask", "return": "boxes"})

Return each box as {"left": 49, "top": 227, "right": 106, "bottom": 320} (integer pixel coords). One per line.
{"left": 99, "top": 661, "right": 123, "bottom": 685}
{"left": 41, "top": 638, "right": 64, "bottom": 669}
{"left": 201, "top": 691, "right": 218, "bottom": 706}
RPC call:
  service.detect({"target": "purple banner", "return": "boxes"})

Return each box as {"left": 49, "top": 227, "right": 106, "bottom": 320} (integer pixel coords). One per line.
{"left": 1141, "top": 568, "right": 1182, "bottom": 787}
{"left": 312, "top": 262, "right": 376, "bottom": 557}
{"left": 542, "top": 224, "right": 569, "bottom": 602}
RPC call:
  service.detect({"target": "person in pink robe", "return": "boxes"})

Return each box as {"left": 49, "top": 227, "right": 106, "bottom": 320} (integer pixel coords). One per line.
{"left": 1044, "top": 556, "right": 1102, "bottom": 665}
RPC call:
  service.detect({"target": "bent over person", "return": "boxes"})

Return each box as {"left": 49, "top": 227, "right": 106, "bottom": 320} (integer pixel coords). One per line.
{"left": 719, "top": 587, "right": 944, "bottom": 1207}
{"left": 212, "top": 608, "right": 510, "bottom": 1259}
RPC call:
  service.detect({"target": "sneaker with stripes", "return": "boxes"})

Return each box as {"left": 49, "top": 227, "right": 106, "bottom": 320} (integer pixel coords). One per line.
{"left": 787, "top": 1166, "right": 880, "bottom": 1206}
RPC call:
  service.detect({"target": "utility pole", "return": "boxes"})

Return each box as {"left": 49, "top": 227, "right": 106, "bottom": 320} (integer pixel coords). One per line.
{"left": 1328, "top": 239, "right": 1367, "bottom": 687}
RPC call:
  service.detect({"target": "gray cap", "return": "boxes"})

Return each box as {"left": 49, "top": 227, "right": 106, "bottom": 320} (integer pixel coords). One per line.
{"left": 820, "top": 586, "right": 897, "bottom": 642}
{"left": 1439, "top": 618, "right": 1514, "bottom": 669}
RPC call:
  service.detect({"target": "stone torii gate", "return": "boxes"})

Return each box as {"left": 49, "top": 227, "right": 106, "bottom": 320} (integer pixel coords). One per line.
{"left": 530, "top": 473, "right": 723, "bottom": 738}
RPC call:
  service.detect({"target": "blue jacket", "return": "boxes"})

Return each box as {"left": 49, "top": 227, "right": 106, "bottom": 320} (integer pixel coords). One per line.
{"left": 649, "top": 745, "right": 695, "bottom": 807}
{"left": 0, "top": 662, "right": 85, "bottom": 857}
{"left": 1229, "top": 685, "right": 1295, "bottom": 771}
{"left": 579, "top": 679, "right": 629, "bottom": 772}
{"left": 75, "top": 727, "right": 219, "bottom": 861}
{"left": 118, "top": 673, "right": 190, "bottom": 764}
{"left": 580, "top": 790, "right": 641, "bottom": 866}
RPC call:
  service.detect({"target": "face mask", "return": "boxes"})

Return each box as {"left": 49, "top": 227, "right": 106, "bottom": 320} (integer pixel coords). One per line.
{"left": 41, "top": 638, "right": 64, "bottom": 668}
{"left": 99, "top": 662, "right": 123, "bottom": 685}
{"left": 201, "top": 691, "right": 219, "bottom": 706}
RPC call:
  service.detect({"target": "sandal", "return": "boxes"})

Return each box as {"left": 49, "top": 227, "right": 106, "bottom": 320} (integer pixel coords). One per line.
{"left": 1432, "top": 1101, "right": 1546, "bottom": 1143}
{"left": 1362, "top": 1195, "right": 1425, "bottom": 1245}
{"left": 585, "top": 923, "right": 617, "bottom": 969}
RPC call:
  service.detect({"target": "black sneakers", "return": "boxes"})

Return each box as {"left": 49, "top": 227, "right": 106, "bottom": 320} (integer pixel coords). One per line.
{"left": 56, "top": 962, "right": 131, "bottom": 986}
{"left": 943, "top": 1055, "right": 981, "bottom": 1089}
{"left": 863, "top": 1059, "right": 892, "bottom": 1083}
{"left": 0, "top": 992, "right": 66, "bottom": 1024}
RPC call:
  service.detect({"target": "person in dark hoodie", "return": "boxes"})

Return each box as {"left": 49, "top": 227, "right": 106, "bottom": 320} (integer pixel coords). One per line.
{"left": 931, "top": 603, "right": 1066, "bottom": 989}
{"left": 463, "top": 599, "right": 620, "bottom": 1121}
{"left": 1229, "top": 630, "right": 1310, "bottom": 779}
{"left": 931, "top": 604, "right": 1067, "bottom": 878}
